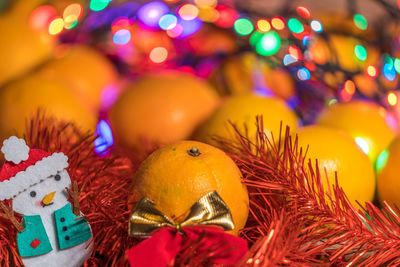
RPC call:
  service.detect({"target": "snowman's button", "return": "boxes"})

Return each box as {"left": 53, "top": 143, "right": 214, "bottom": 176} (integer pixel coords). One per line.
{"left": 60, "top": 217, "right": 65, "bottom": 222}
{"left": 30, "top": 239, "right": 40, "bottom": 249}
{"left": 65, "top": 236, "right": 70, "bottom": 241}
{"left": 62, "top": 226, "right": 67, "bottom": 231}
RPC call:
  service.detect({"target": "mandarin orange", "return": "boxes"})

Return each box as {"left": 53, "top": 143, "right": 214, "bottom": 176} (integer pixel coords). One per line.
{"left": 377, "top": 135, "right": 400, "bottom": 207}
{"left": 296, "top": 126, "right": 376, "bottom": 207}
{"left": 109, "top": 71, "right": 219, "bottom": 150}
{"left": 210, "top": 53, "right": 295, "bottom": 99}
{"left": 39, "top": 45, "right": 118, "bottom": 112}
{"left": 194, "top": 94, "right": 298, "bottom": 146}
{"left": 130, "top": 141, "right": 249, "bottom": 235}
{"left": 0, "top": 0, "right": 54, "bottom": 85}
{"left": 0, "top": 74, "right": 97, "bottom": 141}
{"left": 317, "top": 101, "right": 397, "bottom": 163}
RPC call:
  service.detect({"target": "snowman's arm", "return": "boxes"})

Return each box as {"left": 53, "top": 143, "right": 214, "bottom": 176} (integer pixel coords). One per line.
{"left": 65, "top": 181, "right": 81, "bottom": 216}
{"left": 0, "top": 202, "right": 24, "bottom": 232}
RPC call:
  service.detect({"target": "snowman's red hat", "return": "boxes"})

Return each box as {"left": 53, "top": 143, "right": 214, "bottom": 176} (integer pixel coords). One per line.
{"left": 0, "top": 136, "right": 69, "bottom": 200}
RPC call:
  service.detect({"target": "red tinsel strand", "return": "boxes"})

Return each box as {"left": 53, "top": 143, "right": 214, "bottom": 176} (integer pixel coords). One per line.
{"left": 0, "top": 111, "right": 137, "bottom": 266}
{"left": 217, "top": 116, "right": 400, "bottom": 266}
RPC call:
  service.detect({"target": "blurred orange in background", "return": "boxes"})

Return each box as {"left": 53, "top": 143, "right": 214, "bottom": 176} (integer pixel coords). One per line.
{"left": 0, "top": 0, "right": 54, "bottom": 85}
{"left": 0, "top": 74, "right": 97, "bottom": 141}
{"left": 39, "top": 45, "right": 118, "bottom": 112}
{"left": 109, "top": 71, "right": 220, "bottom": 151}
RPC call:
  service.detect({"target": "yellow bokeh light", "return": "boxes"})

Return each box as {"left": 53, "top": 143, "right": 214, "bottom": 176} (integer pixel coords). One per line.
{"left": 149, "top": 47, "right": 168, "bottom": 63}
{"left": 344, "top": 80, "right": 356, "bottom": 95}
{"left": 63, "top": 3, "right": 83, "bottom": 20}
{"left": 367, "top": 65, "right": 377, "bottom": 77}
{"left": 194, "top": 0, "right": 217, "bottom": 8}
{"left": 179, "top": 4, "right": 199, "bottom": 20}
{"left": 48, "top": 18, "right": 64, "bottom": 35}
{"left": 257, "top": 19, "right": 271, "bottom": 32}
{"left": 271, "top": 17, "right": 285, "bottom": 30}
{"left": 388, "top": 92, "right": 398, "bottom": 106}
{"left": 198, "top": 6, "right": 219, "bottom": 22}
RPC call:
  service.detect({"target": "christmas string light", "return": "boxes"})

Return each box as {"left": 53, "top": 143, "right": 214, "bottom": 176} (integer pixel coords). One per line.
{"left": 31, "top": 0, "right": 400, "bottom": 122}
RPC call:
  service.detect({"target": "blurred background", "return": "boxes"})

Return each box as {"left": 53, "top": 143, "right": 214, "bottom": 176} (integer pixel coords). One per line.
{"left": 0, "top": 0, "right": 399, "bottom": 157}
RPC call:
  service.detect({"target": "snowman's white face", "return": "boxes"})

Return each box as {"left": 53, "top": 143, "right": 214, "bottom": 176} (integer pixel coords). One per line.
{"left": 12, "top": 170, "right": 72, "bottom": 216}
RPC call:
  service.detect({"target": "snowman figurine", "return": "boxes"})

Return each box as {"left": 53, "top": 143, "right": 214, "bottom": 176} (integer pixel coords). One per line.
{"left": 0, "top": 136, "right": 92, "bottom": 267}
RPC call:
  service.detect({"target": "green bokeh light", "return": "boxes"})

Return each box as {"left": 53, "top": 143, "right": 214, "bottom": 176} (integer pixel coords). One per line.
{"left": 376, "top": 149, "right": 389, "bottom": 173}
{"left": 234, "top": 18, "right": 254, "bottom": 36}
{"left": 255, "top": 31, "right": 281, "bottom": 56}
{"left": 249, "top": 31, "right": 263, "bottom": 46}
{"left": 353, "top": 14, "right": 368, "bottom": 30}
{"left": 384, "top": 55, "right": 394, "bottom": 65}
{"left": 394, "top": 58, "right": 400, "bottom": 74}
{"left": 90, "top": 0, "right": 111, "bottom": 12}
{"left": 65, "top": 20, "right": 79, "bottom": 30}
{"left": 354, "top": 44, "right": 367, "bottom": 61}
{"left": 288, "top": 18, "right": 304, "bottom": 34}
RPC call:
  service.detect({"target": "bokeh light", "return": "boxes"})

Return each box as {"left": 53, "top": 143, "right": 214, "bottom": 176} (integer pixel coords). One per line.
{"left": 249, "top": 31, "right": 263, "bottom": 46}
{"left": 178, "top": 4, "right": 199, "bottom": 20}
{"left": 90, "top": 0, "right": 112, "bottom": 12}
{"left": 354, "top": 44, "right": 367, "bottom": 61}
{"left": 149, "top": 47, "right": 168, "bottom": 63}
{"left": 177, "top": 18, "right": 202, "bottom": 37}
{"left": 296, "top": 6, "right": 310, "bottom": 19}
{"left": 48, "top": 17, "right": 64, "bottom": 35}
{"left": 234, "top": 18, "right": 254, "bottom": 36}
{"left": 255, "top": 31, "right": 281, "bottom": 56}
{"left": 257, "top": 19, "right": 271, "bottom": 32}
{"left": 198, "top": 6, "right": 219, "bottom": 22}
{"left": 283, "top": 54, "right": 297, "bottom": 66}
{"left": 310, "top": 20, "right": 322, "bottom": 32}
{"left": 159, "top": 14, "right": 178, "bottom": 30}
{"left": 30, "top": 5, "right": 58, "bottom": 31}
{"left": 383, "top": 63, "right": 396, "bottom": 81}
{"left": 394, "top": 58, "right": 400, "bottom": 74}
{"left": 367, "top": 65, "right": 377, "bottom": 77}
{"left": 113, "top": 29, "right": 131, "bottom": 45}
{"left": 328, "top": 98, "right": 338, "bottom": 106}
{"left": 288, "top": 18, "right": 304, "bottom": 34}
{"left": 297, "top": 67, "right": 311, "bottom": 81}
{"left": 387, "top": 92, "right": 398, "bottom": 106}
{"left": 194, "top": 0, "right": 217, "bottom": 8}
{"left": 271, "top": 17, "right": 285, "bottom": 30}
{"left": 344, "top": 80, "right": 356, "bottom": 95}
{"left": 288, "top": 45, "right": 302, "bottom": 60}
{"left": 167, "top": 24, "right": 183, "bottom": 38}
{"left": 302, "top": 36, "right": 310, "bottom": 46}
{"left": 376, "top": 149, "right": 389, "bottom": 173}
{"left": 353, "top": 14, "right": 368, "bottom": 30}
{"left": 137, "top": 1, "right": 169, "bottom": 27}
{"left": 112, "top": 17, "right": 131, "bottom": 33}
{"left": 94, "top": 120, "right": 114, "bottom": 155}
{"left": 63, "top": 3, "right": 83, "bottom": 20}
{"left": 64, "top": 15, "right": 79, "bottom": 29}
{"left": 214, "top": 5, "right": 238, "bottom": 28}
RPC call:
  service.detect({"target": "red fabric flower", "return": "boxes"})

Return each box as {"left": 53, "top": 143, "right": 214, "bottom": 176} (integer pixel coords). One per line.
{"left": 127, "top": 226, "right": 248, "bottom": 267}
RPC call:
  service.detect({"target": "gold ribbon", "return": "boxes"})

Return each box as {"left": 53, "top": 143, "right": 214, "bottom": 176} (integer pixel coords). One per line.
{"left": 129, "top": 191, "right": 235, "bottom": 238}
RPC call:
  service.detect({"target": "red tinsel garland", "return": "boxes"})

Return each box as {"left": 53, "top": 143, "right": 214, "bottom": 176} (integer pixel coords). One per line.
{"left": 0, "top": 112, "right": 137, "bottom": 266}
{"left": 2, "top": 113, "right": 400, "bottom": 266}
{"left": 219, "top": 117, "right": 400, "bottom": 266}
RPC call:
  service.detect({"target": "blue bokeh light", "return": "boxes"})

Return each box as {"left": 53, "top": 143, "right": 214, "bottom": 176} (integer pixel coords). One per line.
{"left": 137, "top": 1, "right": 169, "bottom": 27}
{"left": 94, "top": 120, "right": 114, "bottom": 155}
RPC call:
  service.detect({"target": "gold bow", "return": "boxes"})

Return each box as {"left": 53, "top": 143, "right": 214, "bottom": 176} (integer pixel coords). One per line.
{"left": 129, "top": 191, "right": 235, "bottom": 237}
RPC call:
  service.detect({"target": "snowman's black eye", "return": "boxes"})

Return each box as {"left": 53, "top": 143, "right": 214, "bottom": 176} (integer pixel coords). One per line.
{"left": 30, "top": 191, "right": 37, "bottom": 198}
{"left": 54, "top": 174, "right": 61, "bottom": 181}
